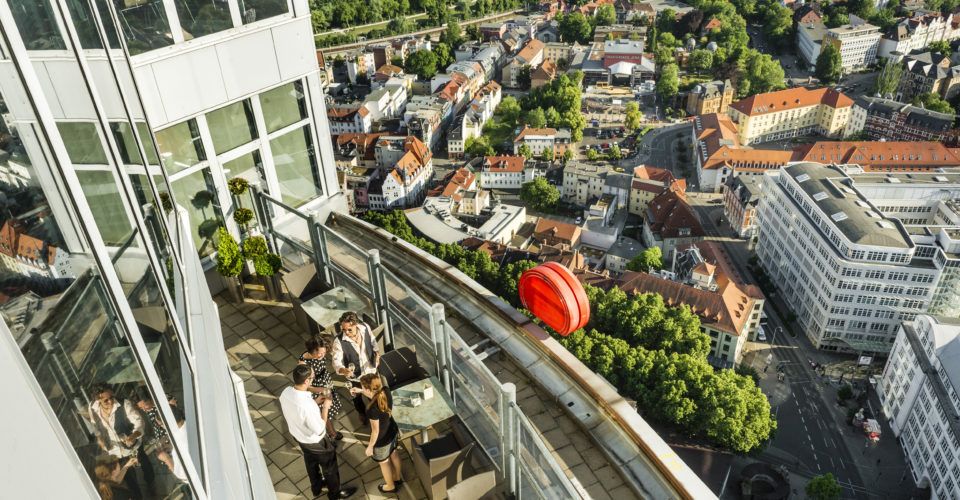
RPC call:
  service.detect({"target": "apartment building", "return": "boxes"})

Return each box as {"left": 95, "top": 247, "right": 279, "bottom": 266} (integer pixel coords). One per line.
{"left": 724, "top": 175, "right": 762, "bottom": 239}
{"left": 848, "top": 96, "right": 954, "bottom": 142}
{"left": 878, "top": 315, "right": 960, "bottom": 500}
{"left": 821, "top": 23, "right": 881, "bottom": 71}
{"left": 642, "top": 189, "right": 705, "bottom": 260}
{"left": 502, "top": 39, "right": 546, "bottom": 87}
{"left": 629, "top": 165, "right": 686, "bottom": 216}
{"left": 513, "top": 126, "right": 571, "bottom": 159}
{"left": 897, "top": 51, "right": 960, "bottom": 103}
{"left": 544, "top": 42, "right": 573, "bottom": 63}
{"left": 477, "top": 155, "right": 527, "bottom": 188}
{"left": 755, "top": 163, "right": 960, "bottom": 354}
{"left": 327, "top": 104, "right": 374, "bottom": 134}
{"left": 345, "top": 49, "right": 377, "bottom": 83}
{"left": 686, "top": 79, "right": 735, "bottom": 117}
{"left": 690, "top": 114, "right": 793, "bottom": 193}
{"left": 728, "top": 87, "right": 854, "bottom": 145}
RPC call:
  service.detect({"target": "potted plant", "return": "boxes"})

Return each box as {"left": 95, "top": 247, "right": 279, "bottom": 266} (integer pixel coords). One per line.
{"left": 234, "top": 207, "right": 254, "bottom": 231}
{"left": 254, "top": 252, "right": 283, "bottom": 301}
{"left": 242, "top": 235, "right": 267, "bottom": 260}
{"left": 215, "top": 227, "right": 245, "bottom": 303}
{"left": 228, "top": 177, "right": 249, "bottom": 197}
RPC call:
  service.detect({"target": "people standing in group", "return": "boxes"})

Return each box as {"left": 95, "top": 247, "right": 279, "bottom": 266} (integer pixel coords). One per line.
{"left": 89, "top": 383, "right": 153, "bottom": 495}
{"left": 134, "top": 388, "right": 188, "bottom": 482}
{"left": 299, "top": 334, "right": 343, "bottom": 440}
{"left": 94, "top": 456, "right": 138, "bottom": 500}
{"left": 280, "top": 364, "right": 357, "bottom": 500}
{"left": 352, "top": 373, "right": 402, "bottom": 494}
{"left": 331, "top": 312, "right": 380, "bottom": 425}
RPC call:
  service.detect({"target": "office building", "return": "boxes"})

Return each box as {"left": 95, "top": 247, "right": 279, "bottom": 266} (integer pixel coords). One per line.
{"left": 878, "top": 315, "right": 960, "bottom": 500}
{"left": 848, "top": 96, "right": 954, "bottom": 142}
{"left": 821, "top": 23, "right": 881, "bottom": 71}
{"left": 798, "top": 22, "right": 829, "bottom": 69}
{"left": 728, "top": 87, "right": 854, "bottom": 145}
{"left": 755, "top": 164, "right": 960, "bottom": 354}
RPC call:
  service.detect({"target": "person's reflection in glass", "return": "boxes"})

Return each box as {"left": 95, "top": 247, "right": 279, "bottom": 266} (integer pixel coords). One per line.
{"left": 89, "top": 383, "right": 153, "bottom": 495}
{"left": 94, "top": 456, "right": 138, "bottom": 500}
{"left": 134, "top": 388, "right": 188, "bottom": 482}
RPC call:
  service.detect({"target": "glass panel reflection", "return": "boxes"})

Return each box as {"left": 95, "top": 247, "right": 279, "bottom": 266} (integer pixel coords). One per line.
{"left": 9, "top": 0, "right": 66, "bottom": 49}
{"left": 66, "top": 0, "right": 122, "bottom": 49}
{"left": 76, "top": 170, "right": 135, "bottom": 246}
{"left": 111, "top": 0, "right": 175, "bottom": 55}
{"left": 58, "top": 122, "right": 109, "bottom": 165}
{"left": 260, "top": 81, "right": 307, "bottom": 133}
{"left": 155, "top": 119, "right": 205, "bottom": 175}
{"left": 238, "top": 0, "right": 288, "bottom": 24}
{"left": 112, "top": 122, "right": 161, "bottom": 166}
{"left": 270, "top": 126, "right": 322, "bottom": 207}
{"left": 171, "top": 168, "right": 223, "bottom": 257}
{"left": 206, "top": 100, "right": 257, "bottom": 155}
{"left": 174, "top": 0, "right": 233, "bottom": 40}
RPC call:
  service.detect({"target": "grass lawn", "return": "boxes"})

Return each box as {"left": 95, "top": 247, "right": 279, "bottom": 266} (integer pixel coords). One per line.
{"left": 483, "top": 119, "right": 519, "bottom": 154}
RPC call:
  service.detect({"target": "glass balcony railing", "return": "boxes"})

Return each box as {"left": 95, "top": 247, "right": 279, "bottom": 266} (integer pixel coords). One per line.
{"left": 250, "top": 188, "right": 582, "bottom": 499}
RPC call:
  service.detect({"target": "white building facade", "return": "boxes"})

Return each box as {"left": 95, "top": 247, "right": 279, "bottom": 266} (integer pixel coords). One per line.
{"left": 878, "top": 315, "right": 960, "bottom": 500}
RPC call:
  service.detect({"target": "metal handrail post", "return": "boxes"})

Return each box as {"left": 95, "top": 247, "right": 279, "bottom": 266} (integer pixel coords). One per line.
{"left": 250, "top": 184, "right": 277, "bottom": 255}
{"left": 309, "top": 214, "right": 333, "bottom": 288}
{"left": 429, "top": 303, "right": 450, "bottom": 394}
{"left": 500, "top": 382, "right": 517, "bottom": 496}
{"left": 366, "top": 249, "right": 394, "bottom": 351}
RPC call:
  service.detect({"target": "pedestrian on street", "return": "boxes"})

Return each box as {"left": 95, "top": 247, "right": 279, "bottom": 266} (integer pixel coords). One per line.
{"left": 279, "top": 364, "right": 357, "bottom": 500}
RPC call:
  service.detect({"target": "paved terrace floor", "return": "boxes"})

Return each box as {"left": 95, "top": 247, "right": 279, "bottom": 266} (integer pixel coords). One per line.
{"left": 216, "top": 290, "right": 637, "bottom": 500}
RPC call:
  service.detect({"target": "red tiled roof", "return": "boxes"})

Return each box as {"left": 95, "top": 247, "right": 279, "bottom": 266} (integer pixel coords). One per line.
{"left": 694, "top": 113, "right": 741, "bottom": 162}
{"left": 701, "top": 17, "right": 722, "bottom": 31}
{"left": 702, "top": 146, "right": 792, "bottom": 171}
{"left": 516, "top": 39, "right": 546, "bottom": 63}
{"left": 645, "top": 189, "right": 705, "bottom": 239}
{"left": 428, "top": 167, "right": 475, "bottom": 197}
{"left": 514, "top": 126, "right": 557, "bottom": 142}
{"left": 633, "top": 165, "right": 676, "bottom": 183}
{"left": 484, "top": 155, "right": 525, "bottom": 172}
{"left": 790, "top": 141, "right": 960, "bottom": 170}
{"left": 730, "top": 87, "right": 854, "bottom": 117}
{"left": 533, "top": 217, "right": 581, "bottom": 245}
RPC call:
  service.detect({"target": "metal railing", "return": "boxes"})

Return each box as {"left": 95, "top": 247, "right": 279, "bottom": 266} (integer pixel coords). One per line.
{"left": 250, "top": 186, "right": 581, "bottom": 499}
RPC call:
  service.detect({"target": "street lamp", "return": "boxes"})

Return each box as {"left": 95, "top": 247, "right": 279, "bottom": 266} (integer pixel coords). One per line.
{"left": 770, "top": 326, "right": 782, "bottom": 346}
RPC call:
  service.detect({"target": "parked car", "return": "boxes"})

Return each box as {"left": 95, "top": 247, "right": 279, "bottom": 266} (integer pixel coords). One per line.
{"left": 757, "top": 325, "right": 767, "bottom": 341}
{"left": 602, "top": 142, "right": 609, "bottom": 148}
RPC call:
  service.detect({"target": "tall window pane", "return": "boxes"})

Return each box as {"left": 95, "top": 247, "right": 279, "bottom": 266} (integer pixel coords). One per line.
{"left": 171, "top": 168, "right": 223, "bottom": 257}
{"left": 270, "top": 126, "right": 322, "bottom": 207}
{"left": 111, "top": 0, "right": 174, "bottom": 55}
{"left": 112, "top": 122, "right": 160, "bottom": 166}
{"left": 76, "top": 170, "right": 134, "bottom": 246}
{"left": 206, "top": 100, "right": 257, "bottom": 154}
{"left": 58, "top": 122, "right": 109, "bottom": 165}
{"left": 260, "top": 81, "right": 306, "bottom": 133}
{"left": 175, "top": 0, "right": 233, "bottom": 39}
{"left": 156, "top": 119, "right": 205, "bottom": 175}
{"left": 239, "top": 0, "right": 288, "bottom": 24}
{"left": 9, "top": 0, "right": 66, "bottom": 49}
{"left": 65, "top": 0, "right": 121, "bottom": 49}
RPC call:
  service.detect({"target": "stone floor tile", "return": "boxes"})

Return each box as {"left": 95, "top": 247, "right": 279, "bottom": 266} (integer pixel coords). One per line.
{"left": 554, "top": 445, "right": 585, "bottom": 470}
{"left": 280, "top": 455, "right": 308, "bottom": 485}
{"left": 273, "top": 478, "right": 300, "bottom": 499}
{"left": 260, "top": 427, "right": 293, "bottom": 455}
{"left": 267, "top": 461, "right": 284, "bottom": 485}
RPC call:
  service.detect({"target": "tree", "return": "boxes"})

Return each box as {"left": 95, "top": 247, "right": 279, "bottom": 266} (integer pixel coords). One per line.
{"left": 562, "top": 149, "right": 574, "bottom": 162}
{"left": 689, "top": 49, "right": 714, "bottom": 76}
{"left": 497, "top": 96, "right": 523, "bottom": 125}
{"left": 433, "top": 42, "right": 453, "bottom": 69}
{"left": 874, "top": 60, "right": 902, "bottom": 96}
{"left": 816, "top": 44, "right": 842, "bottom": 84}
{"left": 390, "top": 54, "right": 404, "bottom": 66}
{"left": 466, "top": 24, "right": 482, "bottom": 41}
{"left": 738, "top": 50, "right": 786, "bottom": 97}
{"left": 595, "top": 4, "right": 616, "bottom": 25}
{"left": 544, "top": 106, "right": 561, "bottom": 127}
{"left": 929, "top": 40, "right": 952, "bottom": 56}
{"left": 518, "top": 64, "right": 532, "bottom": 90}
{"left": 558, "top": 13, "right": 593, "bottom": 43}
{"left": 624, "top": 101, "right": 642, "bottom": 131}
{"left": 654, "top": 45, "right": 675, "bottom": 65}
{"left": 586, "top": 149, "right": 599, "bottom": 160}
{"left": 541, "top": 147, "right": 554, "bottom": 161}
{"left": 657, "top": 8, "right": 677, "bottom": 34}
{"left": 606, "top": 145, "right": 621, "bottom": 160}
{"left": 657, "top": 64, "right": 679, "bottom": 98}
{"left": 912, "top": 92, "right": 953, "bottom": 113}
{"left": 824, "top": 12, "right": 849, "bottom": 28}
{"left": 405, "top": 49, "right": 437, "bottom": 80}
{"left": 526, "top": 107, "right": 547, "bottom": 128}
{"left": 763, "top": 4, "right": 793, "bottom": 47}
{"left": 626, "top": 247, "right": 662, "bottom": 271}
{"left": 678, "top": 9, "right": 704, "bottom": 36}
{"left": 556, "top": 57, "right": 569, "bottom": 70}
{"left": 837, "top": 384, "right": 853, "bottom": 400}
{"left": 659, "top": 32, "right": 677, "bottom": 47}
{"left": 442, "top": 21, "right": 464, "bottom": 49}
{"left": 806, "top": 474, "right": 841, "bottom": 500}
{"left": 465, "top": 136, "right": 495, "bottom": 157}
{"left": 519, "top": 177, "right": 560, "bottom": 211}
{"left": 518, "top": 143, "right": 532, "bottom": 159}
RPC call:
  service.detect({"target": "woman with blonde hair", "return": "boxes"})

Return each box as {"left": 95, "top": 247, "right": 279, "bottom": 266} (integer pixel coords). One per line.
{"left": 93, "top": 455, "right": 137, "bottom": 500}
{"left": 351, "top": 373, "right": 402, "bottom": 493}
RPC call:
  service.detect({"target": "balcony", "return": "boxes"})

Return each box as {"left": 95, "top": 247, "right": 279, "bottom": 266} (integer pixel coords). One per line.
{"left": 219, "top": 188, "right": 715, "bottom": 499}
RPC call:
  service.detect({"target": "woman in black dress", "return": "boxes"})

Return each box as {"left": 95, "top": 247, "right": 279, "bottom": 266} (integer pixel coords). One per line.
{"left": 298, "top": 334, "right": 343, "bottom": 440}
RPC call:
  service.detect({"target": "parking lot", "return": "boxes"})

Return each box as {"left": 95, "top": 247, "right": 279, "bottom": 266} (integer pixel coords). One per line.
{"left": 574, "top": 126, "right": 640, "bottom": 160}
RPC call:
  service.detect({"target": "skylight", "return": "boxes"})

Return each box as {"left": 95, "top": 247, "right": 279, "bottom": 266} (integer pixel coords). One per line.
{"left": 813, "top": 192, "right": 828, "bottom": 201}
{"left": 796, "top": 173, "right": 811, "bottom": 182}
{"left": 855, "top": 200, "right": 869, "bottom": 207}
{"left": 831, "top": 212, "right": 848, "bottom": 222}
{"left": 877, "top": 221, "right": 894, "bottom": 229}
{"left": 865, "top": 211, "right": 879, "bottom": 218}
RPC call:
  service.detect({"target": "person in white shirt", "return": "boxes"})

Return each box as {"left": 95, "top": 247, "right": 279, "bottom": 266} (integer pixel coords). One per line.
{"left": 330, "top": 312, "right": 380, "bottom": 425}
{"left": 280, "top": 364, "right": 357, "bottom": 500}
{"left": 89, "top": 383, "right": 152, "bottom": 496}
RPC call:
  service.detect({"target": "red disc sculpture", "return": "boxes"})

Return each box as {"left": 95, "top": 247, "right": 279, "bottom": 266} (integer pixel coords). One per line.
{"left": 518, "top": 262, "right": 590, "bottom": 336}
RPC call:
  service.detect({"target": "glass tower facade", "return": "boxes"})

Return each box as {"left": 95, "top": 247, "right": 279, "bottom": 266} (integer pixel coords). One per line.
{"left": 0, "top": 0, "right": 336, "bottom": 496}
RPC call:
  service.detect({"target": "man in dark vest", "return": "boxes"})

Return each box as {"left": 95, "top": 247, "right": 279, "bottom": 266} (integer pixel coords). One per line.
{"left": 89, "top": 383, "right": 155, "bottom": 495}
{"left": 331, "top": 312, "right": 380, "bottom": 425}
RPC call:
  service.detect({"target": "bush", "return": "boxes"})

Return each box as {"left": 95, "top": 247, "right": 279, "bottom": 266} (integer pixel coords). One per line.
{"left": 233, "top": 208, "right": 254, "bottom": 226}
{"left": 254, "top": 253, "right": 282, "bottom": 276}
{"left": 837, "top": 384, "right": 853, "bottom": 401}
{"left": 736, "top": 366, "right": 761, "bottom": 385}
{"left": 228, "top": 177, "right": 249, "bottom": 196}
{"left": 215, "top": 228, "right": 244, "bottom": 278}
{"left": 242, "top": 236, "right": 268, "bottom": 259}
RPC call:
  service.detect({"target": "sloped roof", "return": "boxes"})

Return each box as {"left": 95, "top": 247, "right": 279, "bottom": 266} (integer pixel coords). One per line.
{"left": 730, "top": 87, "right": 854, "bottom": 117}
{"left": 645, "top": 190, "right": 705, "bottom": 239}
{"left": 694, "top": 113, "right": 740, "bottom": 160}
{"left": 483, "top": 155, "right": 525, "bottom": 172}
{"left": 633, "top": 165, "right": 677, "bottom": 184}
{"left": 538, "top": 243, "right": 585, "bottom": 270}
{"left": 516, "top": 39, "right": 546, "bottom": 63}
{"left": 790, "top": 141, "right": 960, "bottom": 170}
{"left": 702, "top": 146, "right": 792, "bottom": 172}
{"left": 514, "top": 126, "right": 557, "bottom": 142}
{"left": 533, "top": 217, "right": 581, "bottom": 245}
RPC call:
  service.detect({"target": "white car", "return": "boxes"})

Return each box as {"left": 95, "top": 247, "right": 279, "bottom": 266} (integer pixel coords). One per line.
{"left": 757, "top": 325, "right": 767, "bottom": 342}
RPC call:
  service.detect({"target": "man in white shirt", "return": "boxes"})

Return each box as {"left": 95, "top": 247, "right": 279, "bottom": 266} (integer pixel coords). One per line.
{"left": 89, "top": 383, "right": 153, "bottom": 495}
{"left": 331, "top": 312, "right": 380, "bottom": 425}
{"left": 280, "top": 364, "right": 357, "bottom": 500}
